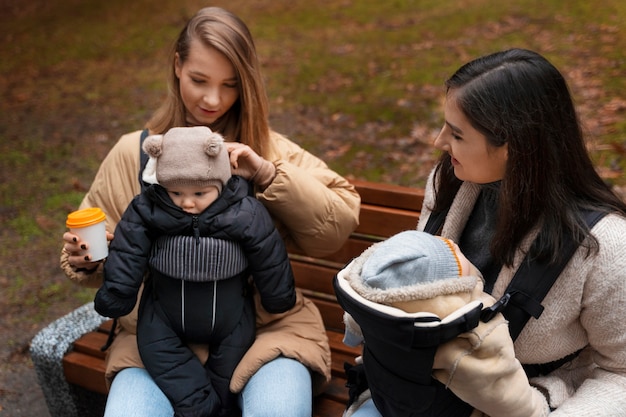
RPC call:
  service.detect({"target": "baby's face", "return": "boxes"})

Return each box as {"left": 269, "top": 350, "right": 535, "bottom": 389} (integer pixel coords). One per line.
{"left": 167, "top": 185, "right": 219, "bottom": 214}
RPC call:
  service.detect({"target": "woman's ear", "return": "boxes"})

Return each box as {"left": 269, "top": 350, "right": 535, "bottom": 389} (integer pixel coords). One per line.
{"left": 174, "top": 53, "right": 182, "bottom": 79}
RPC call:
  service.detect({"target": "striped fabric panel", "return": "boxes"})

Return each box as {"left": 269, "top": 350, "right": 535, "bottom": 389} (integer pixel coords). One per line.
{"left": 149, "top": 235, "right": 249, "bottom": 282}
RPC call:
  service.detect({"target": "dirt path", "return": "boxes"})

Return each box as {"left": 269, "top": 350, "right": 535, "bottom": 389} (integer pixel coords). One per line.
{"left": 1, "top": 364, "right": 51, "bottom": 417}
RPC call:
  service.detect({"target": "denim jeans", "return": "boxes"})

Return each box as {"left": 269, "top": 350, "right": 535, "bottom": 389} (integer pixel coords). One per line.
{"left": 104, "top": 367, "right": 173, "bottom": 417}
{"left": 238, "top": 356, "right": 312, "bottom": 417}
{"left": 103, "top": 357, "right": 312, "bottom": 417}
{"left": 350, "top": 398, "right": 382, "bottom": 417}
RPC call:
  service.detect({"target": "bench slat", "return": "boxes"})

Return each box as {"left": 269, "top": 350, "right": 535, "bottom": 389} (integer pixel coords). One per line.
{"left": 356, "top": 203, "right": 420, "bottom": 237}
{"left": 317, "top": 236, "right": 379, "bottom": 264}
{"left": 72, "top": 331, "right": 108, "bottom": 359}
{"left": 64, "top": 351, "right": 108, "bottom": 395}
{"left": 291, "top": 260, "right": 339, "bottom": 295}
{"left": 352, "top": 179, "right": 424, "bottom": 211}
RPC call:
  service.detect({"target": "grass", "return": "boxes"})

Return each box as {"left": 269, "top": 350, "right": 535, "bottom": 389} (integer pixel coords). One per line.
{"left": 0, "top": 0, "right": 624, "bottom": 344}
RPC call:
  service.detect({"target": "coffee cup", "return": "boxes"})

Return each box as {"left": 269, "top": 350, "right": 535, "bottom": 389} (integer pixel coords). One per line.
{"left": 66, "top": 207, "right": 108, "bottom": 261}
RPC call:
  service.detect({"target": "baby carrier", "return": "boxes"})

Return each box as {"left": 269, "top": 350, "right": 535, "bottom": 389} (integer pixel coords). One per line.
{"left": 334, "top": 209, "right": 606, "bottom": 417}
{"left": 334, "top": 270, "right": 480, "bottom": 416}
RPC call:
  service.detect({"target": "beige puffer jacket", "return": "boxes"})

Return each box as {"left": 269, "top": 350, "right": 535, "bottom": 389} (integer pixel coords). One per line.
{"left": 61, "top": 129, "right": 361, "bottom": 395}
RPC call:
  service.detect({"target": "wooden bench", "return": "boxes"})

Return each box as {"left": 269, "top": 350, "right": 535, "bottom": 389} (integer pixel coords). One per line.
{"left": 59, "top": 179, "right": 424, "bottom": 417}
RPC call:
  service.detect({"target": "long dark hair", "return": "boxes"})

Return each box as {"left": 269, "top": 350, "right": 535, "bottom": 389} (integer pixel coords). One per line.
{"left": 432, "top": 48, "right": 626, "bottom": 266}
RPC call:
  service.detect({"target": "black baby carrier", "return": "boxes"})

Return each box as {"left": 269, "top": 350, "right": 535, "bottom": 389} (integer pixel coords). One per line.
{"left": 334, "top": 271, "right": 480, "bottom": 417}
{"left": 334, "top": 209, "right": 606, "bottom": 417}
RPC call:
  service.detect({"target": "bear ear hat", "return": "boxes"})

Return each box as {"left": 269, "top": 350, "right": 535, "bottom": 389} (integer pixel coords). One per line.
{"left": 203, "top": 132, "right": 224, "bottom": 157}
{"left": 142, "top": 134, "right": 164, "bottom": 159}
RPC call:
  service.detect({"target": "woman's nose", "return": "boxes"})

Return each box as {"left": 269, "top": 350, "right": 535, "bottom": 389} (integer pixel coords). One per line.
{"left": 203, "top": 87, "right": 220, "bottom": 107}
{"left": 433, "top": 130, "right": 447, "bottom": 150}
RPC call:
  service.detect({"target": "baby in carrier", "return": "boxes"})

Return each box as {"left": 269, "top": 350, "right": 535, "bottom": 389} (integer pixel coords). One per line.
{"left": 334, "top": 230, "right": 547, "bottom": 417}
{"left": 95, "top": 126, "right": 296, "bottom": 417}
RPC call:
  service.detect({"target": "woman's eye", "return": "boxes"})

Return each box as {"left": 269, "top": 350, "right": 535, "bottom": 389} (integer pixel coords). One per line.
{"left": 450, "top": 129, "right": 463, "bottom": 140}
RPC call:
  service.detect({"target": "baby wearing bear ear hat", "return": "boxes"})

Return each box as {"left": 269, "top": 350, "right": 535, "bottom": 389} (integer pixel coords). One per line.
{"left": 334, "top": 230, "right": 549, "bottom": 417}
{"left": 95, "top": 126, "right": 296, "bottom": 417}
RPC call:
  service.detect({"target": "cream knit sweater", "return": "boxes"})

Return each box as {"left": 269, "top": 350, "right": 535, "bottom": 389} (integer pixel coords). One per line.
{"left": 417, "top": 171, "right": 626, "bottom": 416}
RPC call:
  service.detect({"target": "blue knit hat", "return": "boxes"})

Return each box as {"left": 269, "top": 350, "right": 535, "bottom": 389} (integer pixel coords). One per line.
{"left": 362, "top": 231, "right": 461, "bottom": 289}
{"left": 345, "top": 230, "right": 477, "bottom": 304}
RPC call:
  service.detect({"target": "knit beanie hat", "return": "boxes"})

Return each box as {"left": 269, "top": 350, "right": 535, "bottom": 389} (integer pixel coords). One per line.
{"left": 141, "top": 126, "right": 231, "bottom": 192}
{"left": 345, "top": 230, "right": 478, "bottom": 305}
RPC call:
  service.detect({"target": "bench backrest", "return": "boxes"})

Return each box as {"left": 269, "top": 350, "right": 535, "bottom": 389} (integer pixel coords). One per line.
{"left": 290, "top": 179, "right": 423, "bottom": 332}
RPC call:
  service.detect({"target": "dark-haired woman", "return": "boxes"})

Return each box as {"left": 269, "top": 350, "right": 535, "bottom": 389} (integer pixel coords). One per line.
{"left": 352, "top": 48, "right": 626, "bottom": 416}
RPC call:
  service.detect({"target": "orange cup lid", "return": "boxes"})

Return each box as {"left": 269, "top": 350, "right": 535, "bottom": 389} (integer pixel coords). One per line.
{"left": 66, "top": 207, "right": 106, "bottom": 228}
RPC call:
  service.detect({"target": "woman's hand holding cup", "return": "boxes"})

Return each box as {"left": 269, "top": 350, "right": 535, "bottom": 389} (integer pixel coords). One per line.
{"left": 64, "top": 207, "right": 113, "bottom": 270}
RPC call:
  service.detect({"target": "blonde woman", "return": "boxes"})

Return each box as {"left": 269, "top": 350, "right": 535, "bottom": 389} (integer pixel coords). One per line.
{"left": 61, "top": 7, "right": 360, "bottom": 417}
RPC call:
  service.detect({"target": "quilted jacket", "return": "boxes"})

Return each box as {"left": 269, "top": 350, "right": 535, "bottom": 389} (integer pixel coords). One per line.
{"left": 61, "top": 129, "right": 361, "bottom": 395}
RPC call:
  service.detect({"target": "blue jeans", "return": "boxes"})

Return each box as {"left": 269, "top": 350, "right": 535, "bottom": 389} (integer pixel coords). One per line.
{"left": 103, "top": 357, "right": 312, "bottom": 417}
{"left": 350, "top": 398, "right": 382, "bottom": 417}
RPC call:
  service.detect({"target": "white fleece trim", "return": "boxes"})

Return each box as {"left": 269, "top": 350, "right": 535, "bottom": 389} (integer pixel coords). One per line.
{"left": 141, "top": 157, "right": 159, "bottom": 184}
{"left": 342, "top": 245, "right": 479, "bottom": 305}
{"left": 336, "top": 267, "right": 482, "bottom": 327}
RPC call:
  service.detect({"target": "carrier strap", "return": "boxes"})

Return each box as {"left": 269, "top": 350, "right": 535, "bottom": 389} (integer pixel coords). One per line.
{"left": 425, "top": 205, "right": 605, "bottom": 340}
{"left": 489, "top": 210, "right": 606, "bottom": 340}
{"left": 139, "top": 128, "right": 150, "bottom": 192}
{"left": 423, "top": 200, "right": 606, "bottom": 376}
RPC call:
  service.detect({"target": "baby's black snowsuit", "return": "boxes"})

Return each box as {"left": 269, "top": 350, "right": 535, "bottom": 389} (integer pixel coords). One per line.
{"left": 95, "top": 176, "right": 296, "bottom": 417}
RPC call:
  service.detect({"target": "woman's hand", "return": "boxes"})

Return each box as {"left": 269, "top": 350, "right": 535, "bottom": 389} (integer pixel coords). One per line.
{"left": 226, "top": 142, "right": 262, "bottom": 178}
{"left": 62, "top": 230, "right": 114, "bottom": 270}
{"left": 226, "top": 142, "right": 276, "bottom": 189}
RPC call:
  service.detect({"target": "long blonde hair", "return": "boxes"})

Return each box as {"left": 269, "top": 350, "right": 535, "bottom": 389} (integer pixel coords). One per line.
{"left": 146, "top": 7, "right": 273, "bottom": 158}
